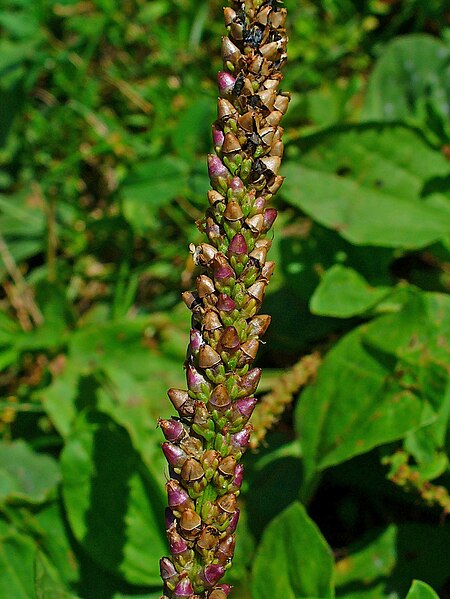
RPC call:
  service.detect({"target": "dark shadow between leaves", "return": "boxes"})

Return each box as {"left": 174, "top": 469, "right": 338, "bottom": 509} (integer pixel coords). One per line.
{"left": 245, "top": 454, "right": 303, "bottom": 542}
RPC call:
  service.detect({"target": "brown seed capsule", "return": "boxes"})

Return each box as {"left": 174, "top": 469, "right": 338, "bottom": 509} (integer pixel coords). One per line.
{"left": 260, "top": 156, "right": 281, "bottom": 176}
{"left": 196, "top": 243, "right": 218, "bottom": 266}
{"left": 197, "top": 275, "right": 215, "bottom": 298}
{"left": 222, "top": 36, "right": 241, "bottom": 64}
{"left": 208, "top": 190, "right": 225, "bottom": 206}
{"left": 203, "top": 310, "right": 223, "bottom": 331}
{"left": 217, "top": 493, "right": 237, "bottom": 514}
{"left": 223, "top": 132, "right": 241, "bottom": 154}
{"left": 182, "top": 291, "right": 200, "bottom": 311}
{"left": 247, "top": 280, "right": 267, "bottom": 302}
{"left": 258, "top": 89, "right": 276, "bottom": 110}
{"left": 181, "top": 458, "right": 205, "bottom": 483}
{"left": 238, "top": 111, "right": 255, "bottom": 132}
{"left": 218, "top": 455, "right": 237, "bottom": 476}
{"left": 219, "top": 326, "right": 240, "bottom": 351}
{"left": 248, "top": 54, "right": 264, "bottom": 74}
{"left": 270, "top": 140, "right": 284, "bottom": 158}
{"left": 256, "top": 5, "right": 272, "bottom": 25}
{"left": 216, "top": 534, "right": 236, "bottom": 565}
{"left": 223, "top": 6, "right": 236, "bottom": 27}
{"left": 267, "top": 175, "right": 284, "bottom": 194}
{"left": 197, "top": 526, "right": 220, "bottom": 551}
{"left": 224, "top": 200, "right": 243, "bottom": 222}
{"left": 254, "top": 238, "right": 272, "bottom": 251}
{"left": 199, "top": 345, "right": 221, "bottom": 369}
{"left": 194, "top": 401, "right": 210, "bottom": 426}
{"left": 180, "top": 435, "right": 203, "bottom": 458}
{"left": 249, "top": 246, "right": 267, "bottom": 265}
{"left": 180, "top": 508, "right": 202, "bottom": 532}
{"left": 217, "top": 98, "right": 237, "bottom": 120}
{"left": 248, "top": 314, "right": 271, "bottom": 337}
{"left": 203, "top": 449, "right": 220, "bottom": 473}
{"left": 167, "top": 389, "right": 196, "bottom": 419}
{"left": 246, "top": 214, "right": 264, "bottom": 234}
{"left": 274, "top": 93, "right": 290, "bottom": 114}
{"left": 260, "top": 41, "right": 283, "bottom": 61}
{"left": 261, "top": 261, "right": 275, "bottom": 282}
{"left": 270, "top": 8, "right": 287, "bottom": 28}
{"left": 209, "top": 591, "right": 227, "bottom": 599}
{"left": 263, "top": 75, "right": 283, "bottom": 89}
{"left": 209, "top": 384, "right": 231, "bottom": 411}
{"left": 230, "top": 20, "right": 244, "bottom": 40}
{"left": 240, "top": 338, "right": 259, "bottom": 361}
{"left": 265, "top": 110, "right": 283, "bottom": 127}
{"left": 259, "top": 126, "right": 276, "bottom": 146}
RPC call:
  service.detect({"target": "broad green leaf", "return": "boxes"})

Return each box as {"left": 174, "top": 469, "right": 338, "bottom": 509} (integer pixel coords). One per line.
{"left": 34, "top": 551, "right": 81, "bottom": 599}
{"left": 0, "top": 529, "right": 36, "bottom": 599}
{"left": 296, "top": 291, "right": 448, "bottom": 488}
{"left": 0, "top": 440, "right": 60, "bottom": 505}
{"left": 41, "top": 317, "right": 184, "bottom": 485}
{"left": 335, "top": 523, "right": 450, "bottom": 598}
{"left": 363, "top": 35, "right": 450, "bottom": 133}
{"left": 310, "top": 265, "right": 390, "bottom": 317}
{"left": 33, "top": 503, "right": 80, "bottom": 586}
{"left": 252, "top": 502, "right": 334, "bottom": 599}
{"left": 122, "top": 156, "right": 189, "bottom": 232}
{"left": 61, "top": 412, "right": 166, "bottom": 586}
{"left": 406, "top": 581, "right": 440, "bottom": 599}
{"left": 281, "top": 124, "right": 450, "bottom": 249}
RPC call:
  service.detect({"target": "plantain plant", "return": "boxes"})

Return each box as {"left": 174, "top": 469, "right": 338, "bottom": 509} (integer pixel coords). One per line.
{"left": 158, "top": 1, "right": 289, "bottom": 597}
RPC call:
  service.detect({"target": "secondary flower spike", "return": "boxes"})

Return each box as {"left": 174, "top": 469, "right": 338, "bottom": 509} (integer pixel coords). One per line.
{"left": 160, "top": 1, "right": 289, "bottom": 597}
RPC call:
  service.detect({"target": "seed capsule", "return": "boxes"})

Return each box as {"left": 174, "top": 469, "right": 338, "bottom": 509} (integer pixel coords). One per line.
{"left": 240, "top": 338, "right": 259, "bottom": 362}
{"left": 209, "top": 383, "right": 232, "bottom": 411}
{"left": 217, "top": 98, "right": 237, "bottom": 120}
{"left": 218, "top": 455, "right": 237, "bottom": 476}
{"left": 202, "top": 563, "right": 225, "bottom": 587}
{"left": 238, "top": 111, "right": 255, "bottom": 132}
{"left": 223, "top": 7, "right": 236, "bottom": 27}
{"left": 260, "top": 155, "right": 281, "bottom": 176}
{"left": 265, "top": 110, "right": 283, "bottom": 127}
{"left": 247, "top": 280, "right": 266, "bottom": 302}
{"left": 224, "top": 200, "right": 243, "bottom": 222}
{"left": 173, "top": 576, "right": 194, "bottom": 599}
{"left": 160, "top": 557, "right": 178, "bottom": 585}
{"left": 181, "top": 458, "right": 205, "bottom": 483}
{"left": 197, "top": 526, "right": 220, "bottom": 551}
{"left": 217, "top": 71, "right": 236, "bottom": 95}
{"left": 217, "top": 294, "right": 236, "bottom": 312}
{"left": 219, "top": 326, "right": 240, "bottom": 351}
{"left": 223, "top": 132, "right": 241, "bottom": 154}
{"left": 217, "top": 493, "right": 237, "bottom": 514}
{"left": 274, "top": 93, "right": 290, "bottom": 114}
{"left": 203, "top": 310, "right": 223, "bottom": 331}
{"left": 248, "top": 314, "right": 271, "bottom": 337}
{"left": 162, "top": 442, "right": 188, "bottom": 469}
{"left": 199, "top": 345, "right": 221, "bottom": 369}
{"left": 246, "top": 214, "right": 264, "bottom": 233}
{"left": 159, "top": 419, "right": 185, "bottom": 443}
{"left": 267, "top": 175, "right": 284, "bottom": 194}
{"left": 221, "top": 36, "right": 242, "bottom": 64}
{"left": 216, "top": 535, "right": 236, "bottom": 565}
{"left": 228, "top": 233, "right": 248, "bottom": 256}
{"left": 167, "top": 389, "right": 195, "bottom": 418}
{"left": 180, "top": 508, "right": 202, "bottom": 532}
{"left": 208, "top": 190, "right": 225, "bottom": 206}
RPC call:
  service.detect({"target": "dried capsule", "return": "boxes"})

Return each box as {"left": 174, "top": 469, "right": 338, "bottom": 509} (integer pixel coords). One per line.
{"left": 199, "top": 345, "right": 222, "bottom": 369}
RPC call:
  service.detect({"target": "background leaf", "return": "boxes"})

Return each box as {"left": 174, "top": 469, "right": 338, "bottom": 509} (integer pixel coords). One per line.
{"left": 60, "top": 412, "right": 166, "bottom": 586}
{"left": 252, "top": 502, "right": 335, "bottom": 599}
{"left": 282, "top": 124, "right": 450, "bottom": 248}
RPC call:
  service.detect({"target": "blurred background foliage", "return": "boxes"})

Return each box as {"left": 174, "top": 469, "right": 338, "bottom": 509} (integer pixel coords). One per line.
{"left": 0, "top": 0, "right": 450, "bottom": 598}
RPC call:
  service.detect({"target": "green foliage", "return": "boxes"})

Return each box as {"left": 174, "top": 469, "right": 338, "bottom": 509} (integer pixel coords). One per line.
{"left": 0, "top": 0, "right": 449, "bottom": 598}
